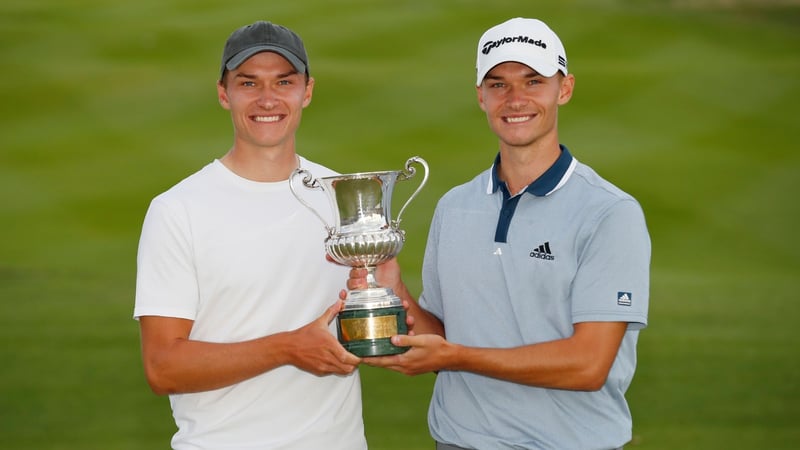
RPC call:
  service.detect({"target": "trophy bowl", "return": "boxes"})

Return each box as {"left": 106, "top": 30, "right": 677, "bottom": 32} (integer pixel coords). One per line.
{"left": 290, "top": 156, "right": 429, "bottom": 357}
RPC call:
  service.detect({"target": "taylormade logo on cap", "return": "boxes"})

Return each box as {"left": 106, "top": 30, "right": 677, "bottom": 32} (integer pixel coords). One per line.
{"left": 481, "top": 36, "right": 548, "bottom": 55}
{"left": 476, "top": 17, "right": 568, "bottom": 86}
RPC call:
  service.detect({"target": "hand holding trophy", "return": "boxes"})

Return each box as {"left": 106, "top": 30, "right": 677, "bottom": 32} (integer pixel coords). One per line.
{"left": 289, "top": 156, "right": 429, "bottom": 357}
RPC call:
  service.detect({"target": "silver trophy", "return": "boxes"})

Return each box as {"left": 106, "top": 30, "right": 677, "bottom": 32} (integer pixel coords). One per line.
{"left": 290, "top": 156, "right": 429, "bottom": 357}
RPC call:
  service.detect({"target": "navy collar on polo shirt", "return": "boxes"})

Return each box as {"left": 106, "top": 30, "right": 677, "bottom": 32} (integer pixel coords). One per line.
{"left": 488, "top": 145, "right": 574, "bottom": 243}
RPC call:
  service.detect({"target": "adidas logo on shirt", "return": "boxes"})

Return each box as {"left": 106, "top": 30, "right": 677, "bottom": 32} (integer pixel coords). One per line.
{"left": 529, "top": 241, "right": 555, "bottom": 261}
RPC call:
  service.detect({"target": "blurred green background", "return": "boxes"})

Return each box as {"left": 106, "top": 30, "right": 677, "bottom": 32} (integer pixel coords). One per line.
{"left": 1, "top": 0, "right": 799, "bottom": 448}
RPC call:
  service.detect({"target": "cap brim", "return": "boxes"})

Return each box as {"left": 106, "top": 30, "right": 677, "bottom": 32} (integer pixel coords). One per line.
{"left": 225, "top": 45, "right": 307, "bottom": 75}
{"left": 477, "top": 53, "right": 560, "bottom": 86}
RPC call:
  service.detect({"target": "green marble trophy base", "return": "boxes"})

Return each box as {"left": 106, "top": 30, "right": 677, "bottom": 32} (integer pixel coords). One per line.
{"left": 337, "top": 305, "right": 409, "bottom": 357}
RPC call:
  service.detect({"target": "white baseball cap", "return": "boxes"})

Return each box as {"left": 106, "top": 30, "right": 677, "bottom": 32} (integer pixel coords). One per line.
{"left": 476, "top": 17, "right": 568, "bottom": 86}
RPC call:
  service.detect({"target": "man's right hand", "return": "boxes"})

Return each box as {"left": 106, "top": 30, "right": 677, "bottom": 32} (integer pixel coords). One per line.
{"left": 285, "top": 300, "right": 361, "bottom": 376}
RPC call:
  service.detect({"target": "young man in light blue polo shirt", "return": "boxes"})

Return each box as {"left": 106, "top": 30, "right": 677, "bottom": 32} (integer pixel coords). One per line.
{"left": 355, "top": 17, "right": 650, "bottom": 450}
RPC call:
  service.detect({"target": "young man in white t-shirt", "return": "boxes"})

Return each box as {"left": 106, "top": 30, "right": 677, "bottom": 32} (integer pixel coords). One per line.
{"left": 134, "top": 21, "right": 367, "bottom": 450}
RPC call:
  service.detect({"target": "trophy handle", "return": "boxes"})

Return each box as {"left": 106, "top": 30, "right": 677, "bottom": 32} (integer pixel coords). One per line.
{"left": 289, "top": 168, "right": 334, "bottom": 234}
{"left": 394, "top": 156, "right": 429, "bottom": 227}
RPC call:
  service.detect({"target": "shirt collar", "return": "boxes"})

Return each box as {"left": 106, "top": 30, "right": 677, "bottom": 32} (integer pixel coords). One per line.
{"left": 487, "top": 145, "right": 575, "bottom": 197}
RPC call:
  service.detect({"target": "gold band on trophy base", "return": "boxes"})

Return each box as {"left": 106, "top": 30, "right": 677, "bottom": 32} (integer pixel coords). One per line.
{"left": 340, "top": 315, "right": 398, "bottom": 341}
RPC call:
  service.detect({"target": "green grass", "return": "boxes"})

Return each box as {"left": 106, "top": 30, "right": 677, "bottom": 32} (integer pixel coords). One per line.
{"left": 1, "top": 0, "right": 799, "bottom": 448}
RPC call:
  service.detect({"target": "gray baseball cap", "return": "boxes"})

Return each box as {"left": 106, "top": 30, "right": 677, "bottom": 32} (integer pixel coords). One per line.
{"left": 220, "top": 21, "right": 309, "bottom": 80}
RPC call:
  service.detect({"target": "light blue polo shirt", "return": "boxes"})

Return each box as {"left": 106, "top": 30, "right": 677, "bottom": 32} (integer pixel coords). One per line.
{"left": 419, "top": 146, "right": 650, "bottom": 449}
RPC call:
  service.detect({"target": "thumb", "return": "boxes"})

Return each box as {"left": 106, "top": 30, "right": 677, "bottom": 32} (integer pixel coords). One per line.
{"left": 391, "top": 334, "right": 414, "bottom": 348}
{"left": 322, "top": 300, "right": 344, "bottom": 324}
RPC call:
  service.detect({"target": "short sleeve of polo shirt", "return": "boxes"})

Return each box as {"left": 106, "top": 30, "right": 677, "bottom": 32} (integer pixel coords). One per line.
{"left": 571, "top": 198, "right": 650, "bottom": 329}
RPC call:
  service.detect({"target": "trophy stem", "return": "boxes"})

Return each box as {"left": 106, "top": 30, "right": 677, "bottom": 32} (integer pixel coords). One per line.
{"left": 364, "top": 266, "right": 379, "bottom": 289}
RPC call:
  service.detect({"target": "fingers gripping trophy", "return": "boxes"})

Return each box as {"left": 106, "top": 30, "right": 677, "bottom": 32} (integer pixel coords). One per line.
{"left": 290, "top": 157, "right": 429, "bottom": 357}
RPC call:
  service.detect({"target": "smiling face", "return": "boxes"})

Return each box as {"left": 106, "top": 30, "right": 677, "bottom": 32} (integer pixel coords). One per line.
{"left": 217, "top": 51, "right": 313, "bottom": 154}
{"left": 477, "top": 61, "right": 574, "bottom": 152}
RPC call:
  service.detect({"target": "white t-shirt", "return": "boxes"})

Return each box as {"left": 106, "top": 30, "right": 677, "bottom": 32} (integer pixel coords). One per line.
{"left": 135, "top": 157, "right": 366, "bottom": 450}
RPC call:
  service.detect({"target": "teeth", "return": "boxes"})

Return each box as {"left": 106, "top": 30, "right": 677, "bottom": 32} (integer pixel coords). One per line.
{"left": 505, "top": 116, "right": 530, "bottom": 123}
{"left": 254, "top": 115, "right": 280, "bottom": 123}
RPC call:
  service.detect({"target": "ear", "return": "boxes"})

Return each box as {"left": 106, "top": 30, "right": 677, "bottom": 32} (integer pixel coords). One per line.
{"left": 557, "top": 74, "right": 575, "bottom": 106}
{"left": 302, "top": 77, "right": 315, "bottom": 108}
{"left": 217, "top": 81, "right": 231, "bottom": 110}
